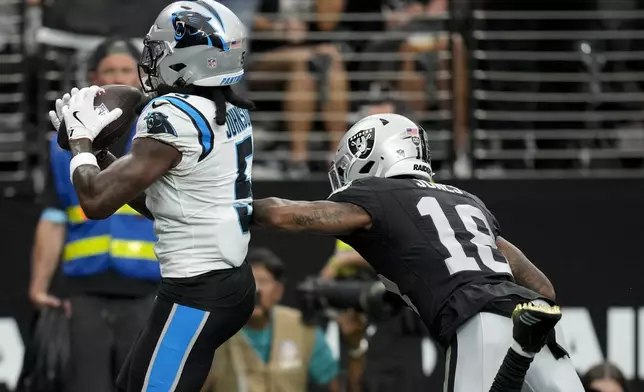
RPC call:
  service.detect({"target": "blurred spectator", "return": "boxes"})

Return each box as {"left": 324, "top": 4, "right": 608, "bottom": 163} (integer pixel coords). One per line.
{"left": 248, "top": 0, "right": 349, "bottom": 176}
{"left": 28, "top": 37, "right": 159, "bottom": 392}
{"left": 581, "top": 362, "right": 631, "bottom": 392}
{"left": 217, "top": 0, "right": 260, "bottom": 38}
{"left": 86, "top": 38, "right": 140, "bottom": 87}
{"left": 349, "top": 0, "right": 469, "bottom": 176}
{"left": 201, "top": 247, "right": 365, "bottom": 392}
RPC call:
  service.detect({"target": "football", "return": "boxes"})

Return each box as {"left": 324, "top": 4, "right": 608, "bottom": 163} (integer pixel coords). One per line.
{"left": 57, "top": 84, "right": 144, "bottom": 151}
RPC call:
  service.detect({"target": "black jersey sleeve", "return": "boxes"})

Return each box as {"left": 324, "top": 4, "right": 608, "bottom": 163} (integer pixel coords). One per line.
{"left": 327, "top": 179, "right": 384, "bottom": 228}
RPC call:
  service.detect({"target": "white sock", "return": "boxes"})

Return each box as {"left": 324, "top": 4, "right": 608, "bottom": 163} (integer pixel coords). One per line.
{"left": 511, "top": 339, "right": 536, "bottom": 358}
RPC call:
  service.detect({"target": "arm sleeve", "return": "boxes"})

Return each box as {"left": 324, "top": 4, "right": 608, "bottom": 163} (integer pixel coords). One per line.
{"left": 308, "top": 328, "right": 339, "bottom": 385}
{"left": 134, "top": 99, "right": 203, "bottom": 174}
{"left": 327, "top": 179, "right": 383, "bottom": 228}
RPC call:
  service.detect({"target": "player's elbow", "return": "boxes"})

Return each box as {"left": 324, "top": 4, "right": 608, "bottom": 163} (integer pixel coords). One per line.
{"left": 80, "top": 201, "right": 113, "bottom": 221}
{"left": 83, "top": 208, "right": 111, "bottom": 221}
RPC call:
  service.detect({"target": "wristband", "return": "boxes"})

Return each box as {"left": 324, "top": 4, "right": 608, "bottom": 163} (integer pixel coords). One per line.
{"left": 70, "top": 152, "right": 98, "bottom": 184}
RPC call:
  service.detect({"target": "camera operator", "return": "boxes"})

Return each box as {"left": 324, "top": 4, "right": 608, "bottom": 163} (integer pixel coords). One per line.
{"left": 316, "top": 241, "right": 434, "bottom": 392}
{"left": 201, "top": 247, "right": 364, "bottom": 392}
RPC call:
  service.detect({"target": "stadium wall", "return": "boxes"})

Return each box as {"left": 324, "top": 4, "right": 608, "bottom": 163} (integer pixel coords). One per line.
{"left": 1, "top": 179, "right": 643, "bottom": 390}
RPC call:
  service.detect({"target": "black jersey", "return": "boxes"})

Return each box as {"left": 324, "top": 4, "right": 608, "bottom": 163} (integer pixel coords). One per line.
{"left": 328, "top": 176, "right": 543, "bottom": 347}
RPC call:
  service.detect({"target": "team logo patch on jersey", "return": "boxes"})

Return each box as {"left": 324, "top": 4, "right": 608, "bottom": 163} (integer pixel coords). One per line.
{"left": 348, "top": 128, "right": 375, "bottom": 159}
{"left": 145, "top": 111, "right": 177, "bottom": 136}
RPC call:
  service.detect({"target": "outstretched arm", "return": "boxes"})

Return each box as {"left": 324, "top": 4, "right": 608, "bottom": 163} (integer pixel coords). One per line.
{"left": 252, "top": 198, "right": 372, "bottom": 235}
{"left": 496, "top": 236, "right": 556, "bottom": 301}
{"left": 70, "top": 137, "right": 181, "bottom": 220}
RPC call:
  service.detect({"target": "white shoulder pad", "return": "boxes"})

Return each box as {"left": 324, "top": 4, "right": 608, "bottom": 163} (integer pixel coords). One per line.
{"left": 135, "top": 95, "right": 214, "bottom": 173}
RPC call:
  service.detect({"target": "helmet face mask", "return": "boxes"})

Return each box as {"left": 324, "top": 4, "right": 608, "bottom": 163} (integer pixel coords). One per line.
{"left": 328, "top": 154, "right": 352, "bottom": 191}
{"left": 139, "top": 38, "right": 170, "bottom": 93}
{"left": 329, "top": 114, "right": 434, "bottom": 193}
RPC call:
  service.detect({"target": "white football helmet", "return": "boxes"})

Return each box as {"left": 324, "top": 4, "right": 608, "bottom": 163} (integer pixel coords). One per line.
{"left": 139, "top": 0, "right": 248, "bottom": 92}
{"left": 329, "top": 113, "right": 433, "bottom": 192}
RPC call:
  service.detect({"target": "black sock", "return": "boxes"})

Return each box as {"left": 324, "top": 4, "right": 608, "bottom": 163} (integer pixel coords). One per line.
{"left": 489, "top": 348, "right": 534, "bottom": 392}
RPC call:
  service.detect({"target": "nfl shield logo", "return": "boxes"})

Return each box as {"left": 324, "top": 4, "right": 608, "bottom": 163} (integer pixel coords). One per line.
{"left": 348, "top": 128, "right": 375, "bottom": 159}
{"left": 207, "top": 58, "right": 217, "bottom": 68}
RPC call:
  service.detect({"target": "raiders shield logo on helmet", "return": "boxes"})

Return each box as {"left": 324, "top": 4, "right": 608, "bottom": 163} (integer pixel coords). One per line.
{"left": 348, "top": 128, "right": 375, "bottom": 159}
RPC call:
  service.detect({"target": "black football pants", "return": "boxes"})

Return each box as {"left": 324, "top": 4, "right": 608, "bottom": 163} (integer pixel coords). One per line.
{"left": 116, "top": 262, "right": 255, "bottom": 392}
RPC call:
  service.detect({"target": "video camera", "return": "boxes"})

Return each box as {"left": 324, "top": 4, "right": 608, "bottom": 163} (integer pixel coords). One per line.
{"left": 296, "top": 277, "right": 406, "bottom": 325}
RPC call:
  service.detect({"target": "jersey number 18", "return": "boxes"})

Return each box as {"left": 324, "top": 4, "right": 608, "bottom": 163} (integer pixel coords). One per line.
{"left": 416, "top": 197, "right": 512, "bottom": 276}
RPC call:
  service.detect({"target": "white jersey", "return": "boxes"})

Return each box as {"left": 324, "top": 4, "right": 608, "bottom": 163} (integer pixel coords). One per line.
{"left": 134, "top": 93, "right": 253, "bottom": 278}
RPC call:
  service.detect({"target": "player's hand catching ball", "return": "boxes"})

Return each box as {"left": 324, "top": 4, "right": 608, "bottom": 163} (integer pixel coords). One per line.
{"left": 48, "top": 87, "right": 79, "bottom": 130}
{"left": 61, "top": 85, "right": 123, "bottom": 143}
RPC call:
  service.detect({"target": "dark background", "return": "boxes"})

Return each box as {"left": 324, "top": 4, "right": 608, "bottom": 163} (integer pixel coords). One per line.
{"left": 3, "top": 178, "right": 643, "bottom": 389}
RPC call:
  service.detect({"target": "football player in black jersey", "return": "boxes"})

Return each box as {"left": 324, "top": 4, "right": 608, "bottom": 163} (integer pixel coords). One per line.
{"left": 253, "top": 113, "right": 584, "bottom": 391}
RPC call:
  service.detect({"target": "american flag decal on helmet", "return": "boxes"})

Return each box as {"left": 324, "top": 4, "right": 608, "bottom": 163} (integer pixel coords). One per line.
{"left": 230, "top": 39, "right": 243, "bottom": 49}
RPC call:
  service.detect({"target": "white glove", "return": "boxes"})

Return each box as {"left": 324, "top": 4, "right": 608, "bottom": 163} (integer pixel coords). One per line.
{"left": 61, "top": 85, "right": 123, "bottom": 143}
{"left": 48, "top": 87, "right": 79, "bottom": 130}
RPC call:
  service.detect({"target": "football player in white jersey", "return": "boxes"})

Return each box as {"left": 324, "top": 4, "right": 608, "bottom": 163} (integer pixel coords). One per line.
{"left": 50, "top": 1, "right": 257, "bottom": 390}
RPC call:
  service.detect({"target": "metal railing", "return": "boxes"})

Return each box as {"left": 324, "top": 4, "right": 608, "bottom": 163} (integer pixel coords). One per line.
{"left": 247, "top": 12, "right": 455, "bottom": 179}
{"left": 5, "top": 2, "right": 644, "bottom": 195}
{"left": 468, "top": 5, "right": 644, "bottom": 178}
{"left": 31, "top": 12, "right": 456, "bottom": 181}
{"left": 0, "top": 0, "right": 28, "bottom": 196}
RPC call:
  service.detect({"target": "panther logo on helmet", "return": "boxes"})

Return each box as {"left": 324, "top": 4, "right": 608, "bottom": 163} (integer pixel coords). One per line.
{"left": 171, "top": 11, "right": 224, "bottom": 49}
{"left": 348, "top": 128, "right": 375, "bottom": 159}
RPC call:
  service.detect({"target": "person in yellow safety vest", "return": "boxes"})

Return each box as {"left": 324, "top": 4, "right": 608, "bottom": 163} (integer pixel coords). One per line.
{"left": 201, "top": 247, "right": 366, "bottom": 392}
{"left": 28, "top": 37, "right": 159, "bottom": 392}
{"left": 320, "top": 240, "right": 373, "bottom": 281}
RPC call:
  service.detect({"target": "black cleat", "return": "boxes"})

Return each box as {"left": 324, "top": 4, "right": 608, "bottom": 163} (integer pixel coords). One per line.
{"left": 512, "top": 302, "right": 562, "bottom": 354}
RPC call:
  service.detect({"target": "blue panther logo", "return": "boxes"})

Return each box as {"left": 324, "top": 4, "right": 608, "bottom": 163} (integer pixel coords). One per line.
{"left": 171, "top": 11, "right": 225, "bottom": 50}
{"left": 145, "top": 111, "right": 177, "bottom": 136}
